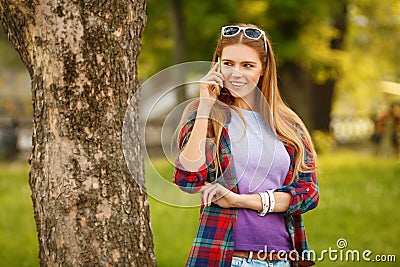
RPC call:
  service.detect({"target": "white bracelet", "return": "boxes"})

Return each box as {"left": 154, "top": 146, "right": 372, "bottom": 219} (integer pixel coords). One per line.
{"left": 267, "top": 190, "right": 276, "bottom": 213}
{"left": 257, "top": 192, "right": 270, "bottom": 217}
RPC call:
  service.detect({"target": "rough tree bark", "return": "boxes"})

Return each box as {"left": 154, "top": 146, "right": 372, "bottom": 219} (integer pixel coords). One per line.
{"left": 0, "top": 0, "right": 157, "bottom": 266}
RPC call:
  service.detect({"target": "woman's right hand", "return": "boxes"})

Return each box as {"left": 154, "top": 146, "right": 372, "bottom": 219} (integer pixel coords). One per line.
{"left": 198, "top": 62, "right": 225, "bottom": 110}
{"left": 178, "top": 63, "right": 224, "bottom": 172}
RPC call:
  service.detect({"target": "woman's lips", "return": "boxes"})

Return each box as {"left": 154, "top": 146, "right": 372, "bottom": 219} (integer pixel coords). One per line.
{"left": 230, "top": 81, "right": 247, "bottom": 89}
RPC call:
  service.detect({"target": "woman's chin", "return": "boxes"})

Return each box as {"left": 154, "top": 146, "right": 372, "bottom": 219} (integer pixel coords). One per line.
{"left": 226, "top": 86, "right": 255, "bottom": 99}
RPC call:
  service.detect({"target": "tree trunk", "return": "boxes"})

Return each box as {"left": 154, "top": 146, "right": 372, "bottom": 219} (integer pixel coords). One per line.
{"left": 279, "top": 62, "right": 315, "bottom": 130}
{"left": 311, "top": 80, "right": 335, "bottom": 130}
{"left": 310, "top": 0, "right": 348, "bottom": 131}
{"left": 275, "top": 1, "right": 348, "bottom": 132}
{"left": 169, "top": 0, "right": 187, "bottom": 103}
{"left": 0, "top": 1, "right": 157, "bottom": 266}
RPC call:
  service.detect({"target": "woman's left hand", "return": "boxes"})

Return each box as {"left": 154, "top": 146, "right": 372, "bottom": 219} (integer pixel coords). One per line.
{"left": 199, "top": 182, "right": 239, "bottom": 208}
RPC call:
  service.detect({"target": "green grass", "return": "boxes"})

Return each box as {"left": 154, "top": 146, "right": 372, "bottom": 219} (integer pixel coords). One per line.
{"left": 1, "top": 149, "right": 399, "bottom": 266}
{"left": 304, "top": 151, "right": 400, "bottom": 266}
{"left": 0, "top": 162, "right": 39, "bottom": 267}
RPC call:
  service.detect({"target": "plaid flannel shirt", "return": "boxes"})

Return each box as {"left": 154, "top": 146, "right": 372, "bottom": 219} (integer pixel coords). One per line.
{"left": 174, "top": 104, "right": 319, "bottom": 267}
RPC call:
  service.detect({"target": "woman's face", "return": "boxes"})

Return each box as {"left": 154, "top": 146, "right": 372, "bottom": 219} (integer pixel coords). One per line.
{"left": 221, "top": 43, "right": 264, "bottom": 102}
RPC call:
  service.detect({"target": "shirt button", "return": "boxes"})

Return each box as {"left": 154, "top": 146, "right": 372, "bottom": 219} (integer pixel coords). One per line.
{"left": 306, "top": 188, "right": 310, "bottom": 192}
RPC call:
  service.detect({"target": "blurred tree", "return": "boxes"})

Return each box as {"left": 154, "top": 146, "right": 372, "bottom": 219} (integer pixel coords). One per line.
{"left": 170, "top": 0, "right": 187, "bottom": 102}
{"left": 184, "top": 1, "right": 238, "bottom": 60}
{"left": 139, "top": 0, "right": 172, "bottom": 78}
{"left": 0, "top": 44, "right": 31, "bottom": 159}
{"left": 0, "top": 69, "right": 31, "bottom": 117}
{"left": 140, "top": 0, "right": 346, "bottom": 130}
{"left": 259, "top": 0, "right": 348, "bottom": 131}
{"left": 0, "top": 0, "right": 156, "bottom": 266}
{"left": 139, "top": 0, "right": 238, "bottom": 114}
{"left": 140, "top": 0, "right": 400, "bottom": 130}
{"left": 140, "top": 0, "right": 237, "bottom": 79}
{"left": 333, "top": 0, "right": 400, "bottom": 117}
{"left": 0, "top": 24, "right": 31, "bottom": 123}
{"left": 0, "top": 24, "right": 25, "bottom": 69}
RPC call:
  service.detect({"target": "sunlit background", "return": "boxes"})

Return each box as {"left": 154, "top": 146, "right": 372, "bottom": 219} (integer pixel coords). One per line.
{"left": 1, "top": 0, "right": 399, "bottom": 266}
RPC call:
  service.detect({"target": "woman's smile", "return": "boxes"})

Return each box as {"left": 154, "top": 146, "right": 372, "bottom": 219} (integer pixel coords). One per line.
{"left": 230, "top": 80, "right": 247, "bottom": 89}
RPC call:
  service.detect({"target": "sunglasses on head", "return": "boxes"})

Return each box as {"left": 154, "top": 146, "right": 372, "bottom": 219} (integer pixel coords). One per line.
{"left": 221, "top": 25, "right": 268, "bottom": 53}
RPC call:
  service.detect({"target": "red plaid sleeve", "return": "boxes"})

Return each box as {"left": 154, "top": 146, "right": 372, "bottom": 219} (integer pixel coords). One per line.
{"left": 173, "top": 118, "right": 209, "bottom": 194}
{"left": 276, "top": 138, "right": 319, "bottom": 216}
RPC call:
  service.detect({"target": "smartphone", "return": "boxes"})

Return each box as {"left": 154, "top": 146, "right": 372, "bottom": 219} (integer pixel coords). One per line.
{"left": 217, "top": 57, "right": 221, "bottom": 95}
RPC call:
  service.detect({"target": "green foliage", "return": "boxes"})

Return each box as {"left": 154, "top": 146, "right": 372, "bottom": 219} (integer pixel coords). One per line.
{"left": 265, "top": 0, "right": 341, "bottom": 58}
{"left": 139, "top": 0, "right": 237, "bottom": 79}
{"left": 0, "top": 25, "right": 25, "bottom": 69}
{"left": 140, "top": 0, "right": 341, "bottom": 79}
{"left": 184, "top": 1, "right": 237, "bottom": 61}
{"left": 139, "top": 0, "right": 400, "bottom": 120}
{"left": 0, "top": 25, "right": 32, "bottom": 118}
{"left": 333, "top": 0, "right": 400, "bottom": 117}
{"left": 139, "top": 0, "right": 173, "bottom": 79}
{"left": 2, "top": 150, "right": 399, "bottom": 266}
{"left": 141, "top": 0, "right": 348, "bottom": 81}
{"left": 312, "top": 130, "right": 336, "bottom": 154}
{"left": 2, "top": 0, "right": 399, "bottom": 120}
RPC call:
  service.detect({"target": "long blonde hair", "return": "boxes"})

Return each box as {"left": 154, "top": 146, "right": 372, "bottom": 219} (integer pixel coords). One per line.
{"left": 178, "top": 23, "right": 316, "bottom": 180}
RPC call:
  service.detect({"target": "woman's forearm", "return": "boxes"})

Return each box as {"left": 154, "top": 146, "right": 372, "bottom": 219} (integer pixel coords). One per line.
{"left": 179, "top": 104, "right": 212, "bottom": 171}
{"left": 234, "top": 192, "right": 291, "bottom": 213}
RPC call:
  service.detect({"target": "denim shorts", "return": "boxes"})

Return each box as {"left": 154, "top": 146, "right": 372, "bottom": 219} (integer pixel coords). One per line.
{"left": 231, "top": 256, "right": 290, "bottom": 267}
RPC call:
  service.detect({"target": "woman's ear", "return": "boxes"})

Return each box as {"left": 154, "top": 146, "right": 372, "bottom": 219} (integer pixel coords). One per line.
{"left": 261, "top": 64, "right": 266, "bottom": 74}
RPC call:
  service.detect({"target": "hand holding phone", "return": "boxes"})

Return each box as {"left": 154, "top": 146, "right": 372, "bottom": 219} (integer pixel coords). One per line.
{"left": 199, "top": 58, "right": 223, "bottom": 101}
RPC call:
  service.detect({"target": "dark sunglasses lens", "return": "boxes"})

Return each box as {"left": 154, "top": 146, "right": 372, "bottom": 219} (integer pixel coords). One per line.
{"left": 223, "top": 27, "right": 240, "bottom": 36}
{"left": 245, "top": 28, "right": 262, "bottom": 39}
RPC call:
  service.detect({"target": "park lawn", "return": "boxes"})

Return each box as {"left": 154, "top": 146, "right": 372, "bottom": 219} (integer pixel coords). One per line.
{"left": 303, "top": 151, "right": 399, "bottom": 266}
{"left": 0, "top": 149, "right": 399, "bottom": 266}
{"left": 0, "top": 161, "right": 39, "bottom": 267}
{"left": 149, "top": 150, "right": 400, "bottom": 267}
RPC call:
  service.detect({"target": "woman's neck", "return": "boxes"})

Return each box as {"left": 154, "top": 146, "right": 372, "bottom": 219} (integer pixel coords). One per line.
{"left": 233, "top": 90, "right": 256, "bottom": 111}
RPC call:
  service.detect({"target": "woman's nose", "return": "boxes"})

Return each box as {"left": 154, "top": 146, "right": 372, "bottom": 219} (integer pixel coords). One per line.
{"left": 231, "top": 68, "right": 243, "bottom": 77}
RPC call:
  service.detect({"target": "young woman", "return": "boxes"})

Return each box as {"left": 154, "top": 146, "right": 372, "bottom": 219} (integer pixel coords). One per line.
{"left": 174, "top": 23, "right": 319, "bottom": 267}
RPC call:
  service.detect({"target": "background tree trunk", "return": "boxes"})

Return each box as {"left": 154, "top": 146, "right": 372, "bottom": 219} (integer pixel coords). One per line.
{"left": 274, "top": 1, "right": 348, "bottom": 132}
{"left": 279, "top": 62, "right": 315, "bottom": 129}
{"left": 310, "top": 0, "right": 348, "bottom": 131}
{"left": 0, "top": 0, "right": 157, "bottom": 266}
{"left": 169, "top": 0, "right": 187, "bottom": 103}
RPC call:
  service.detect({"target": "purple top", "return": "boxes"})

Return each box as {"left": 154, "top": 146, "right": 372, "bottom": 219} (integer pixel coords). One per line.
{"left": 228, "top": 108, "right": 292, "bottom": 252}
